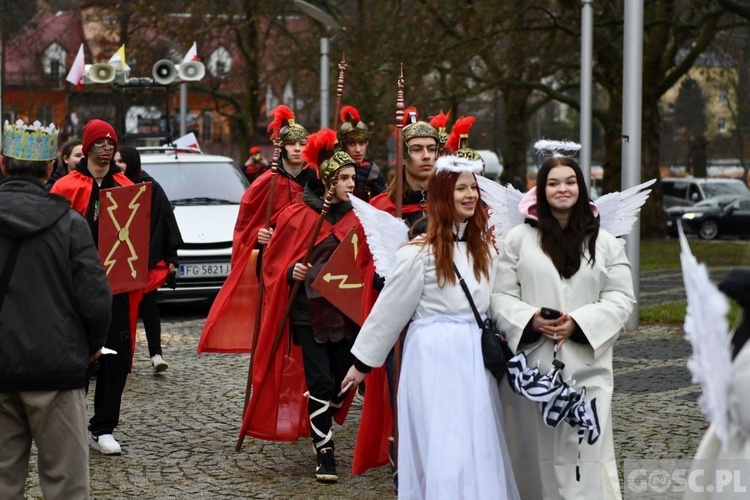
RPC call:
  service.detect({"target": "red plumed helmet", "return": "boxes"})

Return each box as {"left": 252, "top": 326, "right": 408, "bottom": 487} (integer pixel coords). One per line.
{"left": 429, "top": 110, "right": 451, "bottom": 130}
{"left": 266, "top": 105, "right": 295, "bottom": 139}
{"left": 445, "top": 116, "right": 476, "bottom": 153}
{"left": 340, "top": 105, "right": 360, "bottom": 125}
{"left": 301, "top": 129, "right": 338, "bottom": 168}
{"left": 402, "top": 106, "right": 419, "bottom": 128}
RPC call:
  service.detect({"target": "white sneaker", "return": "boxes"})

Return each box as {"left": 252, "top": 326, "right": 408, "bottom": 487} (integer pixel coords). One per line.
{"left": 89, "top": 433, "right": 122, "bottom": 455}
{"left": 151, "top": 354, "right": 169, "bottom": 373}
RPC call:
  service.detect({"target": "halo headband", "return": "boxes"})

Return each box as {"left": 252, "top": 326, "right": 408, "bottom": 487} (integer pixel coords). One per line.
{"left": 534, "top": 139, "right": 581, "bottom": 159}
{"left": 435, "top": 155, "right": 483, "bottom": 174}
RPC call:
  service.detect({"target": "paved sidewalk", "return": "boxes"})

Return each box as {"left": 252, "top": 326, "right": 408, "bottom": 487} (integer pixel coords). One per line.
{"left": 20, "top": 315, "right": 704, "bottom": 499}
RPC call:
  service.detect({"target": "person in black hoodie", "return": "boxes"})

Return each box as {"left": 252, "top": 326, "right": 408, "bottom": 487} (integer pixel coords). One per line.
{"left": 0, "top": 120, "right": 111, "bottom": 498}
{"left": 115, "top": 145, "right": 182, "bottom": 372}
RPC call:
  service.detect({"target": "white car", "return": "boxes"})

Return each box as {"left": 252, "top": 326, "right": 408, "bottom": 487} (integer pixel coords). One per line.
{"left": 138, "top": 148, "right": 248, "bottom": 300}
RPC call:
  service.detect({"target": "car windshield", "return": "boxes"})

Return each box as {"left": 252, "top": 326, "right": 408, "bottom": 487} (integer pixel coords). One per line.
{"left": 702, "top": 182, "right": 749, "bottom": 199}
{"left": 143, "top": 161, "right": 248, "bottom": 204}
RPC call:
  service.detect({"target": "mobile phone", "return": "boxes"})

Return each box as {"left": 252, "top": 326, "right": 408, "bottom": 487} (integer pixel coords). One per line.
{"left": 541, "top": 307, "right": 562, "bottom": 320}
{"left": 337, "top": 381, "right": 353, "bottom": 398}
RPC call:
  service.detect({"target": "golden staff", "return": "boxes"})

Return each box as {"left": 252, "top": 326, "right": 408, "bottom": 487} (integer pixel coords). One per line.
{"left": 394, "top": 64, "right": 405, "bottom": 218}
{"left": 332, "top": 53, "right": 347, "bottom": 131}
{"left": 236, "top": 174, "right": 340, "bottom": 451}
{"left": 241, "top": 137, "right": 282, "bottom": 417}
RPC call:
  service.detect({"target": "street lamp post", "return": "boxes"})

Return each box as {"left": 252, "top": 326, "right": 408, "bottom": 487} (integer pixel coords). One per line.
{"left": 290, "top": 0, "right": 341, "bottom": 128}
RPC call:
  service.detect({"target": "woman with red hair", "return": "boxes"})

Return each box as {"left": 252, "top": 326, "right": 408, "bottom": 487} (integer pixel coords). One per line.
{"left": 342, "top": 156, "right": 520, "bottom": 499}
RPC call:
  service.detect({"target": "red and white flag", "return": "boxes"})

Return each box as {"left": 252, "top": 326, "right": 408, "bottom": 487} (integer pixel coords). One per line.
{"left": 173, "top": 132, "right": 202, "bottom": 153}
{"left": 66, "top": 43, "right": 85, "bottom": 90}
{"left": 183, "top": 42, "right": 199, "bottom": 63}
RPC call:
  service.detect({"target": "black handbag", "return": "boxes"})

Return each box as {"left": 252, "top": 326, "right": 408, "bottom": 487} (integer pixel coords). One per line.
{"left": 454, "top": 264, "right": 513, "bottom": 380}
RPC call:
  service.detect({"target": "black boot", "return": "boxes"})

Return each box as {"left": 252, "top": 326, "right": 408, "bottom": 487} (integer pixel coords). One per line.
{"left": 315, "top": 445, "right": 338, "bottom": 482}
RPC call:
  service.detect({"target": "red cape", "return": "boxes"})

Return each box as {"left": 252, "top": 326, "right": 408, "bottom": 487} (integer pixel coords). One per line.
{"left": 238, "top": 202, "right": 359, "bottom": 442}
{"left": 351, "top": 192, "right": 427, "bottom": 475}
{"left": 51, "top": 170, "right": 133, "bottom": 215}
{"left": 196, "top": 168, "right": 310, "bottom": 354}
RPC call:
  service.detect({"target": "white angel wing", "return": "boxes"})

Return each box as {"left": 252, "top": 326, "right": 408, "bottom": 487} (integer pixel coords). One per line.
{"left": 679, "top": 226, "right": 732, "bottom": 446}
{"left": 476, "top": 175, "right": 525, "bottom": 251}
{"left": 594, "top": 178, "right": 656, "bottom": 237}
{"left": 348, "top": 195, "right": 409, "bottom": 279}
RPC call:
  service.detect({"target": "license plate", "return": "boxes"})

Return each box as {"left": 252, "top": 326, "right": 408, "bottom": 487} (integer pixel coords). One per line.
{"left": 179, "top": 263, "right": 231, "bottom": 277}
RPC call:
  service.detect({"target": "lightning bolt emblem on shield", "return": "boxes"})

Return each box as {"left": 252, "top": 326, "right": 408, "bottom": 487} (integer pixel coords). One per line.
{"left": 102, "top": 184, "right": 147, "bottom": 277}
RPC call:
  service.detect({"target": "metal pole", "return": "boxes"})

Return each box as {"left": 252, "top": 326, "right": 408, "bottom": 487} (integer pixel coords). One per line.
{"left": 320, "top": 37, "right": 329, "bottom": 129}
{"left": 622, "top": 0, "right": 644, "bottom": 330}
{"left": 580, "top": 0, "right": 593, "bottom": 191}
{"left": 180, "top": 82, "right": 187, "bottom": 137}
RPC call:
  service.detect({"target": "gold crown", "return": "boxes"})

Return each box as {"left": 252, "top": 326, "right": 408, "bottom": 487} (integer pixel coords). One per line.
{"left": 3, "top": 120, "right": 59, "bottom": 161}
{"left": 280, "top": 119, "right": 309, "bottom": 145}
{"left": 320, "top": 151, "right": 355, "bottom": 186}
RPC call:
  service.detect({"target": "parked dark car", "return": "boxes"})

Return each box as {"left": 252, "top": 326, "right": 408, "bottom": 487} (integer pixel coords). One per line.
{"left": 665, "top": 195, "right": 740, "bottom": 237}
{"left": 679, "top": 195, "right": 750, "bottom": 240}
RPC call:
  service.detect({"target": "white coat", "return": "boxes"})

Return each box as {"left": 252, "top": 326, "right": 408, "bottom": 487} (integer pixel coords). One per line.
{"left": 490, "top": 223, "right": 635, "bottom": 500}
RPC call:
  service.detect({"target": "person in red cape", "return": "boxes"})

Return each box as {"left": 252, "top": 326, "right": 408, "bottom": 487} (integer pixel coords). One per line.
{"left": 51, "top": 119, "right": 134, "bottom": 456}
{"left": 352, "top": 109, "right": 440, "bottom": 480}
{"left": 196, "top": 105, "right": 315, "bottom": 354}
{"left": 243, "top": 146, "right": 268, "bottom": 184}
{"left": 239, "top": 129, "right": 361, "bottom": 483}
{"left": 338, "top": 104, "right": 386, "bottom": 201}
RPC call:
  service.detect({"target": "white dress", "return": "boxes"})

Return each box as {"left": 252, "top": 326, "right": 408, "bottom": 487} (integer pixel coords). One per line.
{"left": 490, "top": 224, "right": 635, "bottom": 500}
{"left": 352, "top": 241, "right": 520, "bottom": 500}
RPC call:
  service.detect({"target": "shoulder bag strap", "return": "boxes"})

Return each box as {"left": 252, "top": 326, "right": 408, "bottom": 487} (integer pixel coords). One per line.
{"left": 453, "top": 263, "right": 485, "bottom": 331}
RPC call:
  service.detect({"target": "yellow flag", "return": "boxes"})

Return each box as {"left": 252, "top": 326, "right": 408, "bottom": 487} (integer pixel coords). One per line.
{"left": 108, "top": 45, "right": 129, "bottom": 70}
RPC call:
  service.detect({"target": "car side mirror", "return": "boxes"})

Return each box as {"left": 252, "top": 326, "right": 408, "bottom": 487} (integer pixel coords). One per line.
{"left": 691, "top": 192, "right": 700, "bottom": 202}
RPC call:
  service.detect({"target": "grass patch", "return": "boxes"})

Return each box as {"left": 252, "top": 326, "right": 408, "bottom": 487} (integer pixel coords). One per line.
{"left": 640, "top": 238, "right": 750, "bottom": 270}
{"left": 640, "top": 300, "right": 742, "bottom": 325}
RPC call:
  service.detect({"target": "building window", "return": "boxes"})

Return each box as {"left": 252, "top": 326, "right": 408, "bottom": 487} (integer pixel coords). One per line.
{"left": 37, "top": 106, "right": 53, "bottom": 126}
{"left": 202, "top": 111, "right": 212, "bottom": 143}
{"left": 719, "top": 90, "right": 728, "bottom": 105}
{"left": 208, "top": 47, "right": 231, "bottom": 78}
{"left": 42, "top": 43, "right": 66, "bottom": 88}
{"left": 718, "top": 117, "right": 727, "bottom": 133}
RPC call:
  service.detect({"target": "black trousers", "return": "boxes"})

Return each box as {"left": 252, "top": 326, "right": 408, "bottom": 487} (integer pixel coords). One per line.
{"left": 89, "top": 293, "right": 131, "bottom": 436}
{"left": 139, "top": 289, "right": 162, "bottom": 357}
{"left": 292, "top": 325, "right": 354, "bottom": 448}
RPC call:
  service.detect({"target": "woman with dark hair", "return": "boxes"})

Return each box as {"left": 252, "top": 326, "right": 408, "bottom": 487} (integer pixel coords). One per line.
{"left": 491, "top": 156, "right": 635, "bottom": 499}
{"left": 45, "top": 139, "right": 83, "bottom": 190}
{"left": 342, "top": 156, "right": 520, "bottom": 499}
{"left": 114, "top": 145, "right": 182, "bottom": 373}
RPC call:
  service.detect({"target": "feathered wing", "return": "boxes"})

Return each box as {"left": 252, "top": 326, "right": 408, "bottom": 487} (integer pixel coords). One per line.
{"left": 348, "top": 195, "right": 409, "bottom": 279}
{"left": 476, "top": 175, "right": 525, "bottom": 251}
{"left": 679, "top": 226, "right": 732, "bottom": 446}
{"left": 594, "top": 178, "right": 656, "bottom": 237}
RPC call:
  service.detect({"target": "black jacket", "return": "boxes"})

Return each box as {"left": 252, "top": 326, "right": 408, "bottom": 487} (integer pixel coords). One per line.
{"left": 0, "top": 177, "right": 111, "bottom": 392}
{"left": 139, "top": 172, "right": 183, "bottom": 268}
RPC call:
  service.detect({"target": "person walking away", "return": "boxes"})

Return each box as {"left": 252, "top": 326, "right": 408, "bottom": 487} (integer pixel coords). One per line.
{"left": 115, "top": 145, "right": 182, "bottom": 372}
{"left": 0, "top": 120, "right": 111, "bottom": 498}
{"left": 51, "top": 118, "right": 135, "bottom": 455}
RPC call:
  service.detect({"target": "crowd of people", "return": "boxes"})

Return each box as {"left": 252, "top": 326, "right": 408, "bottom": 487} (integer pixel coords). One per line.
{"left": 3, "top": 100, "right": 743, "bottom": 500}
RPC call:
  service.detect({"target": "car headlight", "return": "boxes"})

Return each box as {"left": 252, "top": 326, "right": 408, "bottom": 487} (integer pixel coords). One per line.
{"left": 682, "top": 212, "right": 701, "bottom": 220}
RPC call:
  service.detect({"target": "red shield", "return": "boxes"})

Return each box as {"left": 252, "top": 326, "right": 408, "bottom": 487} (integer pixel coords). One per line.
{"left": 98, "top": 183, "right": 152, "bottom": 294}
{"left": 312, "top": 226, "right": 365, "bottom": 325}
